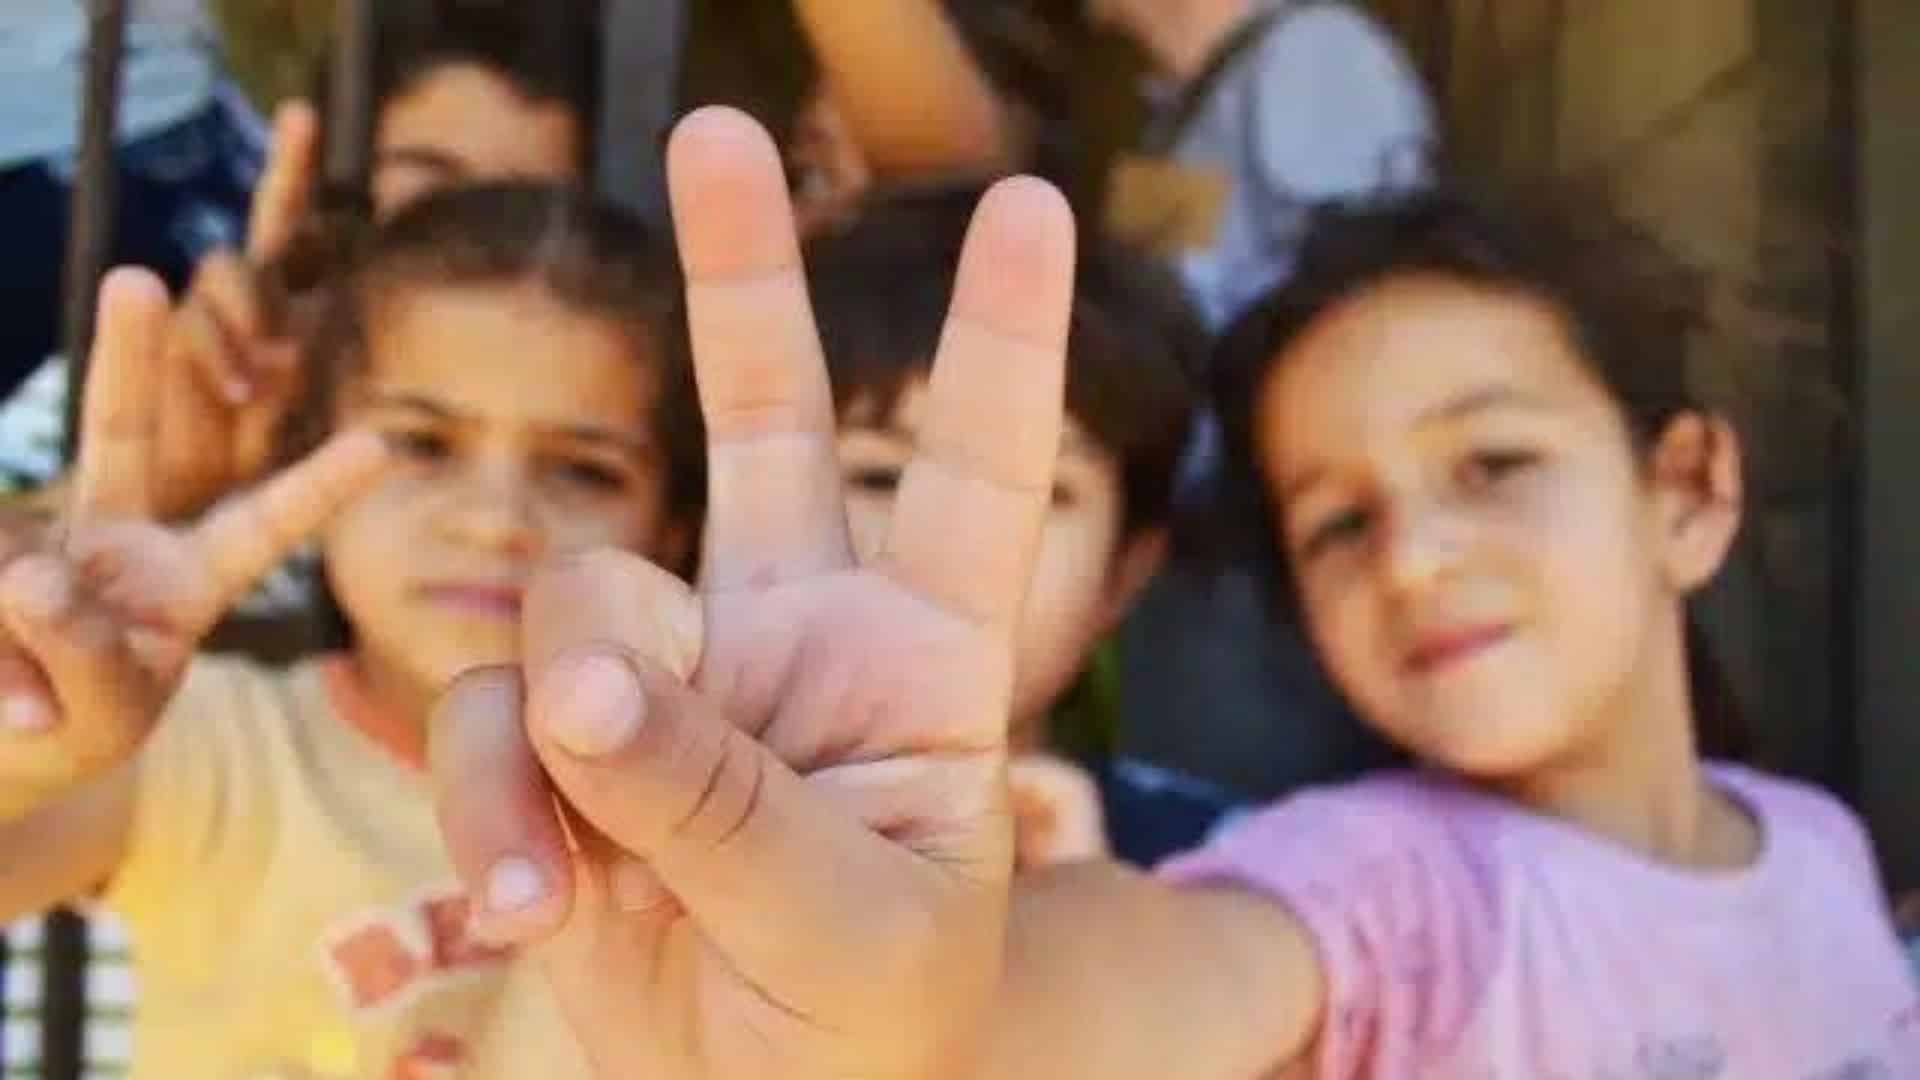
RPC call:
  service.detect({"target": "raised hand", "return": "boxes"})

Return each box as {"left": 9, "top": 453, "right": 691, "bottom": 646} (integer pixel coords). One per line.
{"left": 153, "top": 101, "right": 321, "bottom": 520}
{"left": 431, "top": 107, "right": 1074, "bottom": 1080}
{"left": 0, "top": 268, "right": 383, "bottom": 815}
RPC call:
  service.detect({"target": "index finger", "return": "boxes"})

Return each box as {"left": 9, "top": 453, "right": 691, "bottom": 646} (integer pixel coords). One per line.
{"left": 246, "top": 101, "right": 319, "bottom": 262}
{"left": 667, "top": 108, "right": 852, "bottom": 589}
{"left": 184, "top": 430, "right": 388, "bottom": 634}
{"left": 69, "top": 268, "right": 171, "bottom": 524}
{"left": 878, "top": 178, "right": 1074, "bottom": 627}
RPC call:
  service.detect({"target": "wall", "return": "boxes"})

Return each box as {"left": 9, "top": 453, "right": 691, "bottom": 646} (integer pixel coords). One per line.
{"left": 1373, "top": 0, "right": 1857, "bottom": 794}
{"left": 1857, "top": 0, "right": 1920, "bottom": 893}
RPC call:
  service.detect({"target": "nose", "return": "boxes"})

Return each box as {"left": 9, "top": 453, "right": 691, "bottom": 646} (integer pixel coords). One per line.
{"left": 1380, "top": 498, "right": 1467, "bottom": 600}
{"left": 434, "top": 456, "right": 542, "bottom": 559}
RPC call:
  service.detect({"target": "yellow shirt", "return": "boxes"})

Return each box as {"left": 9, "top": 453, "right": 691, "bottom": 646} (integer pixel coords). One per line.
{"left": 104, "top": 655, "right": 583, "bottom": 1079}
{"left": 464, "top": 962, "right": 595, "bottom": 1079}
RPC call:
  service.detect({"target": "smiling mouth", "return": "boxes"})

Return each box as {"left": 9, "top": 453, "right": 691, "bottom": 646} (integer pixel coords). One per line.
{"left": 1404, "top": 624, "right": 1512, "bottom": 677}
{"left": 417, "top": 583, "right": 523, "bottom": 618}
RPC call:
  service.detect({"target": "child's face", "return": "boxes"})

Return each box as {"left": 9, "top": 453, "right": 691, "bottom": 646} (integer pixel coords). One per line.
{"left": 324, "top": 283, "right": 679, "bottom": 703}
{"left": 838, "top": 379, "right": 1149, "bottom": 739}
{"left": 373, "top": 63, "right": 582, "bottom": 219}
{"left": 1259, "top": 276, "right": 1730, "bottom": 777}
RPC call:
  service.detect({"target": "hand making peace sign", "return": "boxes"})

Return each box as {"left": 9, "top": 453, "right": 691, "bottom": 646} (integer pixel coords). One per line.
{"left": 431, "top": 107, "right": 1076, "bottom": 1080}
{"left": 154, "top": 101, "right": 323, "bottom": 520}
{"left": 0, "top": 267, "right": 384, "bottom": 817}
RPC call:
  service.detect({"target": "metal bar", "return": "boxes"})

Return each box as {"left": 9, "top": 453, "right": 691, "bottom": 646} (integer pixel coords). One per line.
{"left": 40, "top": 910, "right": 89, "bottom": 1080}
{"left": 51, "top": 6, "right": 131, "bottom": 1069}
{"left": 598, "top": 0, "right": 686, "bottom": 219}
{"left": 59, "top": 0, "right": 130, "bottom": 463}
{"left": 325, "top": 0, "right": 377, "bottom": 193}
{"left": 0, "top": 925, "right": 10, "bottom": 1064}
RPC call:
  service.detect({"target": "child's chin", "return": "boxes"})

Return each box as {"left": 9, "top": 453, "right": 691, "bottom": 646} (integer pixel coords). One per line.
{"left": 417, "top": 642, "right": 520, "bottom": 690}
{"left": 1396, "top": 705, "right": 1564, "bottom": 779}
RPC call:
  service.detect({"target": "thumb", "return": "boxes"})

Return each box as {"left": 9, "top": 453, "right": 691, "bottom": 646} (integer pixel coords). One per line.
{"left": 526, "top": 644, "right": 934, "bottom": 1001}
{"left": 0, "top": 554, "right": 160, "bottom": 775}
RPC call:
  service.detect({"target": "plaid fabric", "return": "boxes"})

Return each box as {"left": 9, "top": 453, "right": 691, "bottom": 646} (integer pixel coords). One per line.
{"left": 0, "top": 359, "right": 66, "bottom": 495}
{"left": 1, "top": 915, "right": 135, "bottom": 1080}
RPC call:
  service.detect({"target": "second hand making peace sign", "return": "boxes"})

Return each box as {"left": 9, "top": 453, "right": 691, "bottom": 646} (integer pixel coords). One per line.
{"left": 154, "top": 101, "right": 323, "bottom": 520}
{"left": 431, "top": 107, "right": 1075, "bottom": 1080}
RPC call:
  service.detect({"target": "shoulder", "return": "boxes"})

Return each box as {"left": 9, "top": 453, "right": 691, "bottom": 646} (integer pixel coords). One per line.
{"left": 1715, "top": 764, "right": 1882, "bottom": 882}
{"left": 1163, "top": 771, "right": 1497, "bottom": 918}
{"left": 1262, "top": 2, "right": 1403, "bottom": 51}
{"left": 1236, "top": 3, "right": 1433, "bottom": 189}
{"left": 1248, "top": 2, "right": 1421, "bottom": 84}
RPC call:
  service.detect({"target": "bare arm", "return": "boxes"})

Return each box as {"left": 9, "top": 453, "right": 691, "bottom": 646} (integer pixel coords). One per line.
{"left": 977, "top": 860, "right": 1327, "bottom": 1079}
{"left": 791, "top": 0, "right": 1014, "bottom": 175}
{"left": 0, "top": 769, "right": 132, "bottom": 923}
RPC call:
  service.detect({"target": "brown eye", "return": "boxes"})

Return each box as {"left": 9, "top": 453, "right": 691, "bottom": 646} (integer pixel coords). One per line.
{"left": 385, "top": 428, "right": 450, "bottom": 462}
{"left": 555, "top": 460, "right": 628, "bottom": 492}
{"left": 1459, "top": 449, "right": 1540, "bottom": 492}
{"left": 1301, "top": 505, "right": 1373, "bottom": 561}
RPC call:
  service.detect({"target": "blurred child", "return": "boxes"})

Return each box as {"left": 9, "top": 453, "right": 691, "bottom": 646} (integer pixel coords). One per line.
{"left": 957, "top": 185, "right": 1920, "bottom": 1075}
{"left": 149, "top": 0, "right": 602, "bottom": 523}
{"left": 0, "top": 181, "right": 699, "bottom": 1079}
{"left": 352, "top": 0, "right": 597, "bottom": 220}
{"left": 803, "top": 187, "right": 1239, "bottom": 868}
{"left": 0, "top": 19, "right": 605, "bottom": 1062}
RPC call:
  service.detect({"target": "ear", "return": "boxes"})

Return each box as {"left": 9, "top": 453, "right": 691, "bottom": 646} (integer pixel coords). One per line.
{"left": 1094, "top": 527, "right": 1169, "bottom": 637}
{"left": 1647, "top": 412, "right": 1743, "bottom": 593}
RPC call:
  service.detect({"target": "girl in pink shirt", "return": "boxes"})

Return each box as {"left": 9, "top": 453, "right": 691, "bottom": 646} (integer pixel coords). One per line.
{"left": 1100, "top": 184, "right": 1920, "bottom": 1077}
{"left": 946, "top": 184, "right": 1919, "bottom": 1078}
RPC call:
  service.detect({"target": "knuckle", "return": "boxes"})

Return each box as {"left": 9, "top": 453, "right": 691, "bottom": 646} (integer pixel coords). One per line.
{"left": 662, "top": 716, "right": 762, "bottom": 855}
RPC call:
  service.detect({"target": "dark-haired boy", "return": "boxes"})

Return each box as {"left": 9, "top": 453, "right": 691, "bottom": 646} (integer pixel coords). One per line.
{"left": 807, "top": 187, "right": 1244, "bottom": 866}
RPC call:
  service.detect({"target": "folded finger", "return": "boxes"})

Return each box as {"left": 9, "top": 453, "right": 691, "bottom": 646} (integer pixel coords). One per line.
{"left": 430, "top": 665, "right": 575, "bottom": 945}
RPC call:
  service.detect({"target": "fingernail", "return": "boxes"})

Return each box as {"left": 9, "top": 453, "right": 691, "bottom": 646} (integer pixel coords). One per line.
{"left": 1, "top": 695, "right": 51, "bottom": 733}
{"left": 542, "top": 653, "right": 645, "bottom": 759}
{"left": 6, "top": 561, "right": 68, "bottom": 622}
{"left": 485, "top": 856, "right": 547, "bottom": 916}
{"left": 223, "top": 377, "right": 252, "bottom": 405}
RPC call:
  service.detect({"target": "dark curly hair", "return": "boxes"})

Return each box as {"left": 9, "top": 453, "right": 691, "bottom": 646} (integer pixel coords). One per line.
{"left": 803, "top": 182, "right": 1203, "bottom": 540}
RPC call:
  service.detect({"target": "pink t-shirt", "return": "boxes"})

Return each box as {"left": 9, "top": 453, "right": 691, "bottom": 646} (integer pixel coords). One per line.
{"left": 1164, "top": 765, "right": 1920, "bottom": 1078}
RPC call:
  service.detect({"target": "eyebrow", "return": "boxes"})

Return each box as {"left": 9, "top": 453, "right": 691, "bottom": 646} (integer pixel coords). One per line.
{"left": 360, "top": 391, "right": 655, "bottom": 455}
{"left": 1414, "top": 385, "right": 1552, "bottom": 427}
{"left": 1277, "top": 384, "right": 1550, "bottom": 507}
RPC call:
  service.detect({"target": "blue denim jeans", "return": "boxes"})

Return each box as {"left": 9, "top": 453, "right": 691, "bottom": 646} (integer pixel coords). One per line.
{"left": 0, "top": 88, "right": 263, "bottom": 399}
